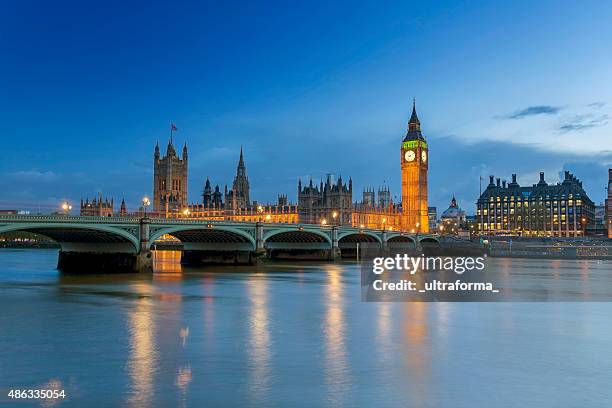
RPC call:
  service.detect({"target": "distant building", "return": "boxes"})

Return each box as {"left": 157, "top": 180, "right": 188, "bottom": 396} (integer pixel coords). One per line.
{"left": 441, "top": 196, "right": 466, "bottom": 225}
{"left": 225, "top": 147, "right": 250, "bottom": 212}
{"left": 119, "top": 199, "right": 127, "bottom": 216}
{"left": 607, "top": 169, "right": 612, "bottom": 238}
{"left": 353, "top": 185, "right": 402, "bottom": 230}
{"left": 428, "top": 206, "right": 437, "bottom": 231}
{"left": 298, "top": 175, "right": 353, "bottom": 225}
{"left": 439, "top": 196, "right": 466, "bottom": 234}
{"left": 595, "top": 203, "right": 605, "bottom": 225}
{"left": 202, "top": 178, "right": 224, "bottom": 208}
{"left": 153, "top": 134, "right": 188, "bottom": 216}
{"left": 476, "top": 171, "right": 595, "bottom": 237}
{"left": 80, "top": 195, "right": 114, "bottom": 217}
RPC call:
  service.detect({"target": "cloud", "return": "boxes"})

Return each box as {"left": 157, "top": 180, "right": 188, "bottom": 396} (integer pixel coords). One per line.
{"left": 6, "top": 169, "right": 58, "bottom": 182}
{"left": 558, "top": 114, "right": 609, "bottom": 133}
{"left": 507, "top": 105, "right": 562, "bottom": 119}
{"left": 588, "top": 102, "right": 605, "bottom": 109}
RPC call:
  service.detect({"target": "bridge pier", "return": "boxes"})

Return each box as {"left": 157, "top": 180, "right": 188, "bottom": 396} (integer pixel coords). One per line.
{"left": 382, "top": 230, "right": 388, "bottom": 252}
{"left": 136, "top": 217, "right": 153, "bottom": 273}
{"left": 331, "top": 227, "right": 341, "bottom": 260}
{"left": 255, "top": 222, "right": 266, "bottom": 262}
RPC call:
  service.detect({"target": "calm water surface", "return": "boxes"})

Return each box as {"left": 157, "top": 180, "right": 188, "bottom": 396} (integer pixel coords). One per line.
{"left": 1, "top": 249, "right": 611, "bottom": 407}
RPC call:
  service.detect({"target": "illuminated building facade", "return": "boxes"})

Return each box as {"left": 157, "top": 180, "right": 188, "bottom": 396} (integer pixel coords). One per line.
{"left": 80, "top": 195, "right": 114, "bottom": 217}
{"left": 351, "top": 100, "right": 429, "bottom": 232}
{"left": 153, "top": 137, "right": 188, "bottom": 216}
{"left": 298, "top": 175, "right": 353, "bottom": 225}
{"left": 476, "top": 171, "right": 595, "bottom": 237}
{"left": 400, "top": 100, "right": 429, "bottom": 232}
{"left": 145, "top": 105, "right": 432, "bottom": 232}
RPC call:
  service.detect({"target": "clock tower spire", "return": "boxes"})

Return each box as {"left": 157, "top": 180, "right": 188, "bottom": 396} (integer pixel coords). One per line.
{"left": 400, "top": 98, "right": 429, "bottom": 232}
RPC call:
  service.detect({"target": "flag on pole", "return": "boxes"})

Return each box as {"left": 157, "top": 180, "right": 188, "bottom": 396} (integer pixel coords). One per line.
{"left": 171, "top": 123, "right": 178, "bottom": 132}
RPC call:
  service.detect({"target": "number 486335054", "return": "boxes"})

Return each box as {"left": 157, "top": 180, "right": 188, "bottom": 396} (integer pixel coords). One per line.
{"left": 8, "top": 389, "right": 66, "bottom": 399}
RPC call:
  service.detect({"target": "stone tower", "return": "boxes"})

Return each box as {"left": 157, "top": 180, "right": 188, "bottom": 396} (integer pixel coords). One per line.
{"left": 153, "top": 134, "right": 188, "bottom": 216}
{"left": 400, "top": 99, "right": 429, "bottom": 232}
{"left": 226, "top": 147, "right": 250, "bottom": 211}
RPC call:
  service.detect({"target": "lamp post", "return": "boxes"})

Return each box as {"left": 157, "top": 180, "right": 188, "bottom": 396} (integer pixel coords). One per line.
{"left": 332, "top": 211, "right": 338, "bottom": 225}
{"left": 142, "top": 196, "right": 151, "bottom": 217}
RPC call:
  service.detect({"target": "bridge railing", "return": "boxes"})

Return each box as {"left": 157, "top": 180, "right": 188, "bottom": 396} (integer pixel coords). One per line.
{"left": 0, "top": 214, "right": 440, "bottom": 237}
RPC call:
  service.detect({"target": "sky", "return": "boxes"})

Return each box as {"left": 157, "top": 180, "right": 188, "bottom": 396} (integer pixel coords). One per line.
{"left": 1, "top": 0, "right": 611, "bottom": 214}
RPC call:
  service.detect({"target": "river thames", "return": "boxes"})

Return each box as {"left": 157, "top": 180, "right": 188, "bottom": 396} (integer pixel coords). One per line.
{"left": 1, "top": 249, "right": 611, "bottom": 407}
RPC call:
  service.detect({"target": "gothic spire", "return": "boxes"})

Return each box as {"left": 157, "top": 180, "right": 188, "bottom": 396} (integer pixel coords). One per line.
{"left": 408, "top": 97, "right": 420, "bottom": 130}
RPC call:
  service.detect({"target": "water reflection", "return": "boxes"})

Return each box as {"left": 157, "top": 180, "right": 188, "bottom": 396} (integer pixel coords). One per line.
{"left": 403, "top": 302, "right": 430, "bottom": 408}
{"left": 246, "top": 275, "right": 271, "bottom": 405}
{"left": 175, "top": 364, "right": 192, "bottom": 408}
{"left": 323, "top": 264, "right": 350, "bottom": 407}
{"left": 39, "top": 379, "right": 64, "bottom": 408}
{"left": 153, "top": 250, "right": 183, "bottom": 275}
{"left": 126, "top": 283, "right": 158, "bottom": 408}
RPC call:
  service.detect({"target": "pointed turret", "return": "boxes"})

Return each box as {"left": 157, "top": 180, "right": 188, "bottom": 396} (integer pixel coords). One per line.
{"left": 154, "top": 141, "right": 160, "bottom": 159}
{"left": 182, "top": 142, "right": 188, "bottom": 160}
{"left": 166, "top": 137, "right": 176, "bottom": 156}
{"left": 404, "top": 98, "right": 425, "bottom": 141}
{"left": 408, "top": 97, "right": 420, "bottom": 131}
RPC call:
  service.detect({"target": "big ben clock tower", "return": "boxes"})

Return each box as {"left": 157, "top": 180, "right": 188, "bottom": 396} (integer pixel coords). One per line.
{"left": 400, "top": 99, "right": 429, "bottom": 232}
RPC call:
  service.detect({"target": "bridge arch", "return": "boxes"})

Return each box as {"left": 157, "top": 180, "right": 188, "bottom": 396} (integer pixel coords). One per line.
{"left": 263, "top": 228, "right": 332, "bottom": 246}
{"left": 386, "top": 234, "right": 417, "bottom": 248}
{"left": 419, "top": 236, "right": 440, "bottom": 244}
{"left": 148, "top": 225, "right": 256, "bottom": 250}
{"left": 387, "top": 234, "right": 416, "bottom": 244}
{"left": 338, "top": 231, "right": 382, "bottom": 244}
{"left": 0, "top": 223, "right": 140, "bottom": 252}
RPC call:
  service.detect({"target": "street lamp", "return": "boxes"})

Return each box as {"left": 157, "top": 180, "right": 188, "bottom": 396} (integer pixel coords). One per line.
{"left": 142, "top": 196, "right": 151, "bottom": 217}
{"left": 61, "top": 202, "right": 72, "bottom": 215}
{"left": 321, "top": 218, "right": 328, "bottom": 226}
{"left": 183, "top": 208, "right": 190, "bottom": 217}
{"left": 332, "top": 211, "right": 338, "bottom": 225}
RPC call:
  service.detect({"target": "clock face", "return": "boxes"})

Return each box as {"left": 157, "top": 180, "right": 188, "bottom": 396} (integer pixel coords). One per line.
{"left": 404, "top": 150, "right": 415, "bottom": 162}
{"left": 421, "top": 150, "right": 427, "bottom": 162}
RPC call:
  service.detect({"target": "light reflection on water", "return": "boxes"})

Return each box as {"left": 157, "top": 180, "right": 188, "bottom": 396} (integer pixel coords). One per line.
{"left": 0, "top": 249, "right": 612, "bottom": 407}
{"left": 126, "top": 283, "right": 157, "bottom": 408}
{"left": 247, "top": 275, "right": 271, "bottom": 406}
{"left": 323, "top": 264, "right": 349, "bottom": 407}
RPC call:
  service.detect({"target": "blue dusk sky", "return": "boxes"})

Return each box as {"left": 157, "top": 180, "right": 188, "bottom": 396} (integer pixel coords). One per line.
{"left": 1, "top": 0, "right": 611, "bottom": 214}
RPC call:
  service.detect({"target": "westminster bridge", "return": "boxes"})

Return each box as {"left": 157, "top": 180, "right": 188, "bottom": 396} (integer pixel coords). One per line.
{"left": 0, "top": 215, "right": 440, "bottom": 273}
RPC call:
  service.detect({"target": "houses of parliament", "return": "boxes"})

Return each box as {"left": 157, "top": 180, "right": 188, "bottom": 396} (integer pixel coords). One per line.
{"left": 83, "top": 103, "right": 430, "bottom": 233}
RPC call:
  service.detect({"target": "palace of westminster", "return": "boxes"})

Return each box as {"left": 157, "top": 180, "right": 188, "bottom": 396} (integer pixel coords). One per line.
{"left": 81, "top": 101, "right": 431, "bottom": 233}
{"left": 79, "top": 101, "right": 610, "bottom": 238}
